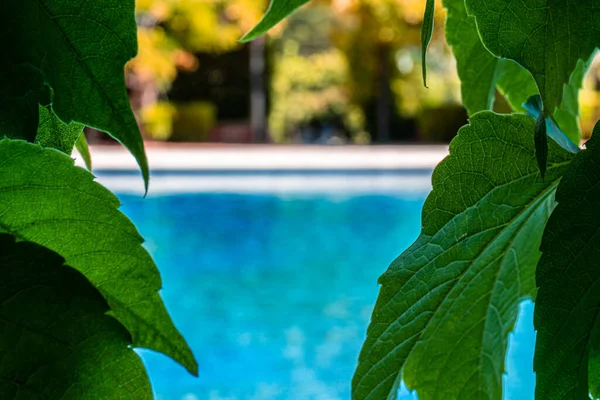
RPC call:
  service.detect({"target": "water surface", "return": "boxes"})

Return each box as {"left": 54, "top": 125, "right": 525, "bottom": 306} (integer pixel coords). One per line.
{"left": 118, "top": 190, "right": 534, "bottom": 400}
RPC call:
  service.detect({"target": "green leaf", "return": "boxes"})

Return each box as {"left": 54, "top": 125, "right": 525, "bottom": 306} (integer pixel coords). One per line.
{"left": 240, "top": 0, "right": 310, "bottom": 42}
{"left": 442, "top": 0, "right": 495, "bottom": 114}
{"left": 552, "top": 58, "right": 590, "bottom": 146}
{"left": 2, "top": 0, "right": 149, "bottom": 189}
{"left": 38, "top": 83, "right": 54, "bottom": 107}
{"left": 534, "top": 120, "right": 600, "bottom": 399}
{"left": 443, "top": 0, "right": 536, "bottom": 114}
{"left": 495, "top": 60, "right": 539, "bottom": 113}
{"left": 0, "top": 62, "right": 44, "bottom": 141}
{"left": 445, "top": 0, "right": 588, "bottom": 154}
{"left": 421, "top": 0, "right": 435, "bottom": 88}
{"left": 465, "top": 0, "right": 599, "bottom": 115}
{"left": 76, "top": 132, "right": 93, "bottom": 170}
{"left": 523, "top": 95, "right": 580, "bottom": 154}
{"left": 0, "top": 139, "right": 197, "bottom": 376}
{"left": 0, "top": 234, "right": 152, "bottom": 399}
{"left": 590, "top": 325, "right": 600, "bottom": 399}
{"left": 535, "top": 111, "right": 549, "bottom": 179}
{"left": 36, "top": 105, "right": 84, "bottom": 154}
{"left": 444, "top": 0, "right": 587, "bottom": 146}
{"left": 353, "top": 112, "right": 574, "bottom": 400}
{"left": 518, "top": 58, "right": 589, "bottom": 148}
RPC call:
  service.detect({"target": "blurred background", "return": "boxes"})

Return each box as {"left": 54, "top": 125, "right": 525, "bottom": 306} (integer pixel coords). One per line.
{"left": 87, "top": 1, "right": 600, "bottom": 399}
{"left": 87, "top": 0, "right": 600, "bottom": 146}
{"left": 84, "top": 0, "right": 437, "bottom": 145}
{"left": 122, "top": 0, "right": 464, "bottom": 145}
{"left": 85, "top": 0, "right": 600, "bottom": 146}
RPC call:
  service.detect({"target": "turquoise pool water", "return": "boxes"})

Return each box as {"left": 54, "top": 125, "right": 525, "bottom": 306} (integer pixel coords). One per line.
{"left": 118, "top": 190, "right": 535, "bottom": 400}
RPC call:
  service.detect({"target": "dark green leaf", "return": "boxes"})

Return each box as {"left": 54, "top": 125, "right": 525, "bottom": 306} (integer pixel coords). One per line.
{"left": 76, "top": 132, "right": 93, "bottom": 170}
{"left": 38, "top": 83, "right": 53, "bottom": 107}
{"left": 444, "top": 0, "right": 587, "bottom": 147}
{"left": 0, "top": 139, "right": 197, "bottom": 375}
{"left": 2, "top": 0, "right": 149, "bottom": 189}
{"left": 353, "top": 112, "right": 574, "bottom": 400}
{"left": 421, "top": 0, "right": 435, "bottom": 88}
{"left": 535, "top": 110, "right": 549, "bottom": 179}
{"left": 0, "top": 62, "right": 44, "bottom": 141}
{"left": 535, "top": 120, "right": 600, "bottom": 399}
{"left": 465, "top": 0, "right": 599, "bottom": 114}
{"left": 523, "top": 95, "right": 580, "bottom": 154}
{"left": 511, "top": 57, "right": 589, "bottom": 147}
{"left": 498, "top": 57, "right": 589, "bottom": 148}
{"left": 240, "top": 0, "right": 310, "bottom": 42}
{"left": 0, "top": 234, "right": 152, "bottom": 399}
{"left": 36, "top": 105, "right": 84, "bottom": 154}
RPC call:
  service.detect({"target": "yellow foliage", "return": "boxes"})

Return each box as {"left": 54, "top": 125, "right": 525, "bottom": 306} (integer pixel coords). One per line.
{"left": 392, "top": 43, "right": 461, "bottom": 117}
{"left": 580, "top": 81, "right": 600, "bottom": 140}
{"left": 135, "top": 0, "right": 268, "bottom": 53}
{"left": 140, "top": 101, "right": 217, "bottom": 141}
{"left": 130, "top": 0, "right": 268, "bottom": 92}
{"left": 140, "top": 102, "right": 177, "bottom": 140}
{"left": 128, "top": 27, "right": 179, "bottom": 89}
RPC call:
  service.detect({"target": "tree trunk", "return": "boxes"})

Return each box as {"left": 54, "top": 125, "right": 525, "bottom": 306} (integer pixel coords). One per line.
{"left": 376, "top": 44, "right": 391, "bottom": 143}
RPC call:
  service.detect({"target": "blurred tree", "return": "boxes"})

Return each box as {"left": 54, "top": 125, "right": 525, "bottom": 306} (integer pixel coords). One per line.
{"left": 126, "top": 0, "right": 462, "bottom": 144}
{"left": 127, "top": 0, "right": 268, "bottom": 141}
{"left": 269, "top": 43, "right": 367, "bottom": 143}
{"left": 331, "top": 0, "right": 461, "bottom": 142}
{"left": 268, "top": 3, "right": 367, "bottom": 143}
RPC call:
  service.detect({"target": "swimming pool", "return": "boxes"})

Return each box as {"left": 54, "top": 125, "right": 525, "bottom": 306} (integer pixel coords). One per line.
{"left": 113, "top": 176, "right": 535, "bottom": 400}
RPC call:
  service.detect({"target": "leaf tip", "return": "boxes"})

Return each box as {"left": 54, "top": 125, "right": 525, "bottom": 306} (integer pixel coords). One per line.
{"left": 420, "top": 0, "right": 435, "bottom": 89}
{"left": 238, "top": 31, "right": 256, "bottom": 43}
{"left": 190, "top": 361, "right": 199, "bottom": 377}
{"left": 142, "top": 171, "right": 149, "bottom": 197}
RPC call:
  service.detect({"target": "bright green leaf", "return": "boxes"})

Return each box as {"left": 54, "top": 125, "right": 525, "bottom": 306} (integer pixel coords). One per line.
{"left": 240, "top": 0, "right": 310, "bottom": 42}
{"left": 421, "top": 0, "right": 435, "bottom": 88}
{"left": 0, "top": 234, "right": 152, "bottom": 399}
{"left": 36, "top": 105, "right": 84, "bottom": 154}
{"left": 535, "top": 121, "right": 600, "bottom": 399}
{"left": 465, "top": 0, "right": 599, "bottom": 115}
{"left": 552, "top": 58, "right": 591, "bottom": 146}
{"left": 76, "top": 132, "right": 93, "bottom": 170}
{"left": 495, "top": 60, "right": 539, "bottom": 113}
{"left": 2, "top": 0, "right": 149, "bottom": 189}
{"left": 0, "top": 139, "right": 197, "bottom": 376}
{"left": 590, "top": 324, "right": 600, "bottom": 399}
{"left": 353, "top": 112, "right": 574, "bottom": 400}
{"left": 444, "top": 0, "right": 501, "bottom": 113}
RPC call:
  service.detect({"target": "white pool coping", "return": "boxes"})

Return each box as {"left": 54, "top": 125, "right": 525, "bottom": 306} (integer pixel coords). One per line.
{"left": 79, "top": 144, "right": 449, "bottom": 196}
